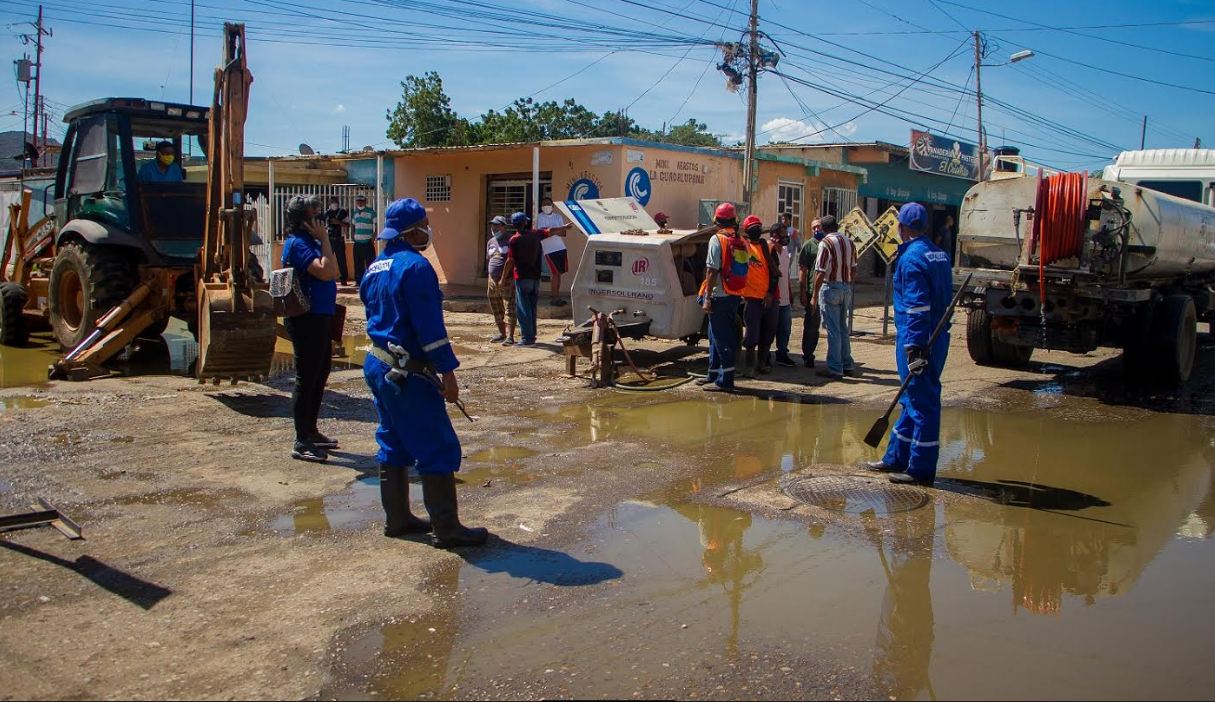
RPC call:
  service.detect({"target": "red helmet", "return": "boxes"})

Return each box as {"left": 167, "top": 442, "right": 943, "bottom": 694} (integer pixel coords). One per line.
{"left": 714, "top": 202, "right": 736, "bottom": 221}
{"left": 741, "top": 214, "right": 763, "bottom": 231}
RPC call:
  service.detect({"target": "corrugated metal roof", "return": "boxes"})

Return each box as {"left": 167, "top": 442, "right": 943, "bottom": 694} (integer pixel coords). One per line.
{"left": 1114, "top": 149, "right": 1215, "bottom": 168}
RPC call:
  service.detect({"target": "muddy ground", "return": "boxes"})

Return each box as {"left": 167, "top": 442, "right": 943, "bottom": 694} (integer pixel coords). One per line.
{"left": 1, "top": 300, "right": 1213, "bottom": 700}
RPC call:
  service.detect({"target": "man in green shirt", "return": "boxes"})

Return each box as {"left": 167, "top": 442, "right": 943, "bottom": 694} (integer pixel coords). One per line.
{"left": 350, "top": 194, "right": 377, "bottom": 285}
{"left": 797, "top": 217, "right": 824, "bottom": 368}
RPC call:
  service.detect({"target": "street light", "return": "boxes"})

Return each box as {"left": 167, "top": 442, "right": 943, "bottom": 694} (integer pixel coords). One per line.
{"left": 974, "top": 33, "right": 1035, "bottom": 176}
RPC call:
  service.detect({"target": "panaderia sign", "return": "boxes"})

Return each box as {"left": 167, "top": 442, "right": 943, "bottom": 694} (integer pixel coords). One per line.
{"left": 909, "top": 130, "right": 981, "bottom": 181}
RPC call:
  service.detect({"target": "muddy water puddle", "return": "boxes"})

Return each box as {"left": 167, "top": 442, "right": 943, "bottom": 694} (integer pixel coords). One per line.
{"left": 326, "top": 395, "right": 1215, "bottom": 699}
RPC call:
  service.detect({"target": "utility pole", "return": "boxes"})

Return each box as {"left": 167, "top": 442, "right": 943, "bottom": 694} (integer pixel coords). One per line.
{"left": 1140, "top": 115, "right": 1147, "bottom": 150}
{"left": 189, "top": 0, "right": 196, "bottom": 105}
{"left": 28, "top": 6, "right": 51, "bottom": 167}
{"left": 741, "top": 0, "right": 760, "bottom": 213}
{"left": 973, "top": 30, "right": 986, "bottom": 178}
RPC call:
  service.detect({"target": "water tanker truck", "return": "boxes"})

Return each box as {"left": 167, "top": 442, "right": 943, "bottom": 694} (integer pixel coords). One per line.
{"left": 955, "top": 149, "right": 1215, "bottom": 386}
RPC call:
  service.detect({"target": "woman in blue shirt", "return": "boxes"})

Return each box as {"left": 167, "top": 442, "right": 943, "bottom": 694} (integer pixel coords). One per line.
{"left": 281, "top": 195, "right": 340, "bottom": 462}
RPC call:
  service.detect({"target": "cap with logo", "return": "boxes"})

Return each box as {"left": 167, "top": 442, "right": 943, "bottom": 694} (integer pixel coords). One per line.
{"left": 378, "top": 197, "right": 427, "bottom": 240}
{"left": 897, "top": 202, "right": 929, "bottom": 232}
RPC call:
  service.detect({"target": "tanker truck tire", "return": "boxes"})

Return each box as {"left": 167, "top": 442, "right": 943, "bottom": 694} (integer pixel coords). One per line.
{"left": 1152, "top": 294, "right": 1197, "bottom": 387}
{"left": 966, "top": 309, "right": 994, "bottom": 365}
{"left": 48, "top": 242, "right": 135, "bottom": 350}
{"left": 993, "top": 338, "right": 1033, "bottom": 367}
{"left": 0, "top": 282, "right": 30, "bottom": 347}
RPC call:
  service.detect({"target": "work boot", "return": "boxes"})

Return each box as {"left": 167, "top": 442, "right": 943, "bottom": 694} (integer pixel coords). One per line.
{"left": 740, "top": 349, "right": 756, "bottom": 378}
{"left": 775, "top": 353, "right": 796, "bottom": 368}
{"left": 862, "top": 460, "right": 900, "bottom": 473}
{"left": 694, "top": 376, "right": 714, "bottom": 386}
{"left": 421, "top": 473, "right": 489, "bottom": 549}
{"left": 380, "top": 464, "right": 432, "bottom": 537}
{"left": 757, "top": 351, "right": 773, "bottom": 375}
{"left": 889, "top": 472, "right": 934, "bottom": 487}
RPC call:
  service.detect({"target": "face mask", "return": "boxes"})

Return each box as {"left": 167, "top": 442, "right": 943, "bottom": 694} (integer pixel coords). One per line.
{"left": 813, "top": 229, "right": 824, "bottom": 241}
{"left": 409, "top": 226, "right": 433, "bottom": 251}
{"left": 158, "top": 153, "right": 174, "bottom": 166}
{"left": 541, "top": 205, "right": 553, "bottom": 215}
{"left": 329, "top": 203, "right": 339, "bottom": 210}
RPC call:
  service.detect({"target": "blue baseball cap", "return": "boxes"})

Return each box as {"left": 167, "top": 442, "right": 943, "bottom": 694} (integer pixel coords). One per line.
{"left": 378, "top": 197, "right": 427, "bottom": 240}
{"left": 897, "top": 202, "right": 929, "bottom": 232}
{"left": 510, "top": 211, "right": 529, "bottom": 227}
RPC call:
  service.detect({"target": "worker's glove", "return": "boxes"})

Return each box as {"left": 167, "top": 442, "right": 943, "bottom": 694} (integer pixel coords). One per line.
{"left": 905, "top": 346, "right": 928, "bottom": 376}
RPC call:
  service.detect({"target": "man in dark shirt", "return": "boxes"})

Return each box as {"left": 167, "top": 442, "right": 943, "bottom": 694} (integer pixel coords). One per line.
{"left": 500, "top": 211, "right": 552, "bottom": 347}
{"left": 324, "top": 196, "right": 351, "bottom": 285}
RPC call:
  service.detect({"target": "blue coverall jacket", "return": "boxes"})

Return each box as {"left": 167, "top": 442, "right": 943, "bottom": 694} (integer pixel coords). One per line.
{"left": 882, "top": 235, "right": 953, "bottom": 481}
{"left": 360, "top": 239, "right": 462, "bottom": 474}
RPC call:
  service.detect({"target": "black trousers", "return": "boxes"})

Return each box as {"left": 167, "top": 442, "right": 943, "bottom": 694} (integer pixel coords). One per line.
{"left": 803, "top": 305, "right": 821, "bottom": 362}
{"left": 352, "top": 241, "right": 376, "bottom": 284}
{"left": 328, "top": 235, "right": 349, "bottom": 284}
{"left": 285, "top": 313, "right": 332, "bottom": 442}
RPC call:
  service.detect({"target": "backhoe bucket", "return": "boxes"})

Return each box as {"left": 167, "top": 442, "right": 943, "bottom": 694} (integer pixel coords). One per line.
{"left": 196, "top": 281, "right": 276, "bottom": 381}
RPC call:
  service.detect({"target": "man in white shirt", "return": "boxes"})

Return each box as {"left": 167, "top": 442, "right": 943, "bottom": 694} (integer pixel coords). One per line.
{"left": 534, "top": 196, "right": 572, "bottom": 306}
{"left": 770, "top": 226, "right": 796, "bottom": 367}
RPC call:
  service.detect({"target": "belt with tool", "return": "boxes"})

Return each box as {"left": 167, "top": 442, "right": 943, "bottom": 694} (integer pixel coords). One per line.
{"left": 369, "top": 345, "right": 474, "bottom": 422}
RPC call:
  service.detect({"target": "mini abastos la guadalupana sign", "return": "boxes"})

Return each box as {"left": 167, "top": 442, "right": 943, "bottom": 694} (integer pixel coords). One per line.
{"left": 909, "top": 129, "right": 981, "bottom": 181}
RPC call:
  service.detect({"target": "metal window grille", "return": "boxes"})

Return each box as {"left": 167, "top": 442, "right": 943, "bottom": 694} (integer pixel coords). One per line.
{"left": 777, "top": 182, "right": 804, "bottom": 231}
{"left": 426, "top": 174, "right": 452, "bottom": 202}
{"left": 821, "top": 187, "right": 857, "bottom": 218}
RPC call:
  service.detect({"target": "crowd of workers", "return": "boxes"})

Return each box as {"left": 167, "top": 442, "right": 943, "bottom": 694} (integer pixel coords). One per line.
{"left": 275, "top": 191, "right": 953, "bottom": 549}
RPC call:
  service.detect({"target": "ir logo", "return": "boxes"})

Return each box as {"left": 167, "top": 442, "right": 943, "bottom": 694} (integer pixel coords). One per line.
{"left": 632, "top": 257, "right": 650, "bottom": 275}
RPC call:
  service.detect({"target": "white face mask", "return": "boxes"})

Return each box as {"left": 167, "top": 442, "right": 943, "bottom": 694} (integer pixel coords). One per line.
{"left": 541, "top": 205, "right": 553, "bottom": 215}
{"left": 408, "top": 226, "right": 432, "bottom": 251}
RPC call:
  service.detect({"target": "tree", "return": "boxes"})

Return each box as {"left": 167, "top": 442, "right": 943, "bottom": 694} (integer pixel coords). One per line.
{"left": 385, "top": 72, "right": 473, "bottom": 148}
{"left": 478, "top": 98, "right": 600, "bottom": 143}
{"left": 660, "top": 119, "right": 722, "bottom": 148}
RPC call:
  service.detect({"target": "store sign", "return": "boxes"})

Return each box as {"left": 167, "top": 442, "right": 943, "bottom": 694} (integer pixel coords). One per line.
{"left": 565, "top": 171, "right": 603, "bottom": 201}
{"left": 909, "top": 130, "right": 980, "bottom": 181}
{"left": 624, "top": 167, "right": 652, "bottom": 206}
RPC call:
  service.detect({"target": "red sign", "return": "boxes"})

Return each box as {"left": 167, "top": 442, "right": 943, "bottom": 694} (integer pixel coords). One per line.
{"left": 632, "top": 257, "right": 649, "bottom": 275}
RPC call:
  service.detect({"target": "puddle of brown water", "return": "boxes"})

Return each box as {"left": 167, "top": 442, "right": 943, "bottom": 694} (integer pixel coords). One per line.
{"left": 465, "top": 446, "right": 537, "bottom": 464}
{"left": 0, "top": 395, "right": 49, "bottom": 411}
{"left": 326, "top": 397, "right": 1215, "bottom": 700}
{"left": 268, "top": 475, "right": 387, "bottom": 535}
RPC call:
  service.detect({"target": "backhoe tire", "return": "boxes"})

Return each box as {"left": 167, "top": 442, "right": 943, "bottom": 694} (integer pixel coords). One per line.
{"left": 1151, "top": 294, "right": 1197, "bottom": 388}
{"left": 48, "top": 242, "right": 135, "bottom": 351}
{"left": 0, "top": 282, "right": 30, "bottom": 347}
{"left": 966, "top": 308, "right": 994, "bottom": 365}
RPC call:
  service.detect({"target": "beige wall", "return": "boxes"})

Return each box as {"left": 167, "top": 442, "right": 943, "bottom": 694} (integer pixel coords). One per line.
{"left": 392, "top": 142, "right": 862, "bottom": 289}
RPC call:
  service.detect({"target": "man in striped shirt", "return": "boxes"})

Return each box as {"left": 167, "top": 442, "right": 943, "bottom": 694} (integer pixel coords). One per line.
{"left": 809, "top": 215, "right": 859, "bottom": 379}
{"left": 351, "top": 194, "right": 377, "bottom": 285}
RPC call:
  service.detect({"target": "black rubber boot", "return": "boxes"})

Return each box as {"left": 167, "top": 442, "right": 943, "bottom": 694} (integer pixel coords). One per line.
{"left": 380, "top": 464, "right": 432, "bottom": 537}
{"left": 421, "top": 473, "right": 489, "bottom": 549}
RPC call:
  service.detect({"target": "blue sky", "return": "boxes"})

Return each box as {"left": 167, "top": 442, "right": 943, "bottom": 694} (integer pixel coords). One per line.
{"left": 1, "top": 0, "right": 1212, "bottom": 171}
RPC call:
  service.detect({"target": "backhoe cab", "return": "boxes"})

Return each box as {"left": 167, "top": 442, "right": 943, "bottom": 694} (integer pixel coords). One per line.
{"left": 0, "top": 23, "right": 276, "bottom": 383}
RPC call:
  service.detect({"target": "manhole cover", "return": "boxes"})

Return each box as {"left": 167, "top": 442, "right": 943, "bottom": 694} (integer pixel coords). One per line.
{"left": 781, "top": 475, "right": 930, "bottom": 515}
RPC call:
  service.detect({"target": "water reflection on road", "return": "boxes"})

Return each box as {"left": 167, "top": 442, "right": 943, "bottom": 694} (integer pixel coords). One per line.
{"left": 326, "top": 396, "right": 1215, "bottom": 698}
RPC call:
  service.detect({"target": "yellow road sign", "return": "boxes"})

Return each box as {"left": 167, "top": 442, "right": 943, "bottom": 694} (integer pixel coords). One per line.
{"left": 838, "top": 207, "right": 879, "bottom": 258}
{"left": 872, "top": 206, "right": 902, "bottom": 263}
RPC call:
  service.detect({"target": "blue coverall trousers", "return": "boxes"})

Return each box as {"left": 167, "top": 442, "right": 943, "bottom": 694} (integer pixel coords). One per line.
{"left": 364, "top": 355, "right": 461, "bottom": 474}
{"left": 706, "top": 294, "right": 741, "bottom": 389}
{"left": 882, "top": 334, "right": 949, "bottom": 482}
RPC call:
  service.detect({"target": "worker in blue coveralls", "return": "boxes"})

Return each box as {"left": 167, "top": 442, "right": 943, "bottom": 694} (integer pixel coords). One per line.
{"left": 865, "top": 202, "right": 953, "bottom": 486}
{"left": 361, "top": 197, "right": 490, "bottom": 548}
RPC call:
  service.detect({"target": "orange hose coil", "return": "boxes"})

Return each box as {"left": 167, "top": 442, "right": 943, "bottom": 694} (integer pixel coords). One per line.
{"left": 1032, "top": 172, "right": 1089, "bottom": 304}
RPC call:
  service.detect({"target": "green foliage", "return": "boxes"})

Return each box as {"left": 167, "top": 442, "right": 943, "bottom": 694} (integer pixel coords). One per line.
{"left": 385, "top": 72, "right": 472, "bottom": 148}
{"left": 386, "top": 73, "right": 723, "bottom": 149}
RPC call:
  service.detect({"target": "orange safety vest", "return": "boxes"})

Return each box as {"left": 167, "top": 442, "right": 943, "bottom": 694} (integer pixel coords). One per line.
{"left": 699, "top": 230, "right": 749, "bottom": 297}
{"left": 741, "top": 238, "right": 770, "bottom": 300}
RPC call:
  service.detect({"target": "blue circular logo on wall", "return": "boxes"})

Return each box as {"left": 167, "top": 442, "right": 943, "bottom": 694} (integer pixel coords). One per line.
{"left": 568, "top": 178, "right": 600, "bottom": 201}
{"left": 624, "top": 167, "right": 651, "bottom": 206}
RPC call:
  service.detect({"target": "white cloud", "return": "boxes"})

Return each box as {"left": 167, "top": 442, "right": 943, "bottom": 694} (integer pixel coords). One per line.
{"left": 760, "top": 117, "right": 858, "bottom": 144}
{"left": 334, "top": 104, "right": 347, "bottom": 114}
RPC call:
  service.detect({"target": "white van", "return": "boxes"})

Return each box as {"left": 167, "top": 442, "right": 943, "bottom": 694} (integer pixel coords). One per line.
{"left": 1103, "top": 148, "right": 1215, "bottom": 206}
{"left": 557, "top": 198, "right": 713, "bottom": 343}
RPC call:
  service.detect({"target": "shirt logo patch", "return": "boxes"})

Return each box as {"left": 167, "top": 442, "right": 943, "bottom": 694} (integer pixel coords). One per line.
{"left": 365, "top": 259, "right": 392, "bottom": 276}
{"left": 924, "top": 251, "right": 950, "bottom": 263}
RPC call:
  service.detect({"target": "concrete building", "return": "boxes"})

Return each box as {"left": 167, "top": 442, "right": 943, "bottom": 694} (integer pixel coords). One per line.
{"left": 384, "top": 137, "right": 866, "bottom": 290}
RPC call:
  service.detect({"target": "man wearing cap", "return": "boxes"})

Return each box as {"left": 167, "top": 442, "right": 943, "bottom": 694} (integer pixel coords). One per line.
{"left": 485, "top": 215, "right": 516, "bottom": 345}
{"left": 696, "top": 202, "right": 747, "bottom": 392}
{"left": 500, "top": 212, "right": 558, "bottom": 347}
{"left": 865, "top": 202, "right": 954, "bottom": 486}
{"left": 361, "top": 197, "right": 489, "bottom": 547}
{"left": 350, "top": 194, "right": 377, "bottom": 284}
{"left": 139, "top": 141, "right": 185, "bottom": 182}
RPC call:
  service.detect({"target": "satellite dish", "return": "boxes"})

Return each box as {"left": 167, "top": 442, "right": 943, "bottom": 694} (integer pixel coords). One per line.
{"left": 298, "top": 143, "right": 315, "bottom": 156}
